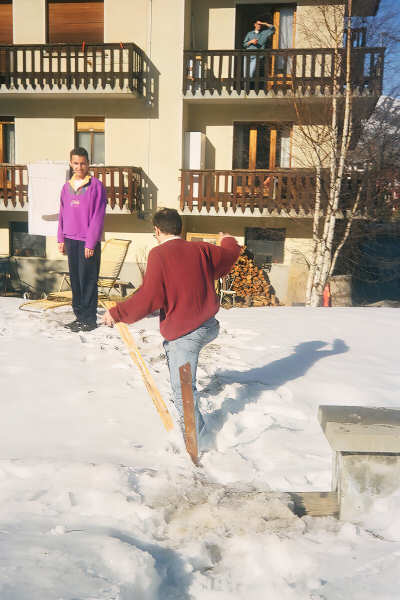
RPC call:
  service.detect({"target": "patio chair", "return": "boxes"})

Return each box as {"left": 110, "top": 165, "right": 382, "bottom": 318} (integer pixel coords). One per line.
{"left": 19, "top": 238, "right": 132, "bottom": 311}
{"left": 219, "top": 275, "right": 236, "bottom": 307}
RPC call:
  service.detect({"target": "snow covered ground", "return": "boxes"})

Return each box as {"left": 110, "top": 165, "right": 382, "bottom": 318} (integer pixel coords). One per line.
{"left": 1, "top": 298, "right": 400, "bottom": 599}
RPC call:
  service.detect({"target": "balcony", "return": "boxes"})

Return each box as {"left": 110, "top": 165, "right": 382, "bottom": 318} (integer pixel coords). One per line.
{"left": 180, "top": 169, "right": 317, "bottom": 216}
{"left": 180, "top": 169, "right": 392, "bottom": 218}
{"left": 0, "top": 43, "right": 146, "bottom": 97}
{"left": 183, "top": 47, "right": 384, "bottom": 99}
{"left": 0, "top": 164, "right": 143, "bottom": 213}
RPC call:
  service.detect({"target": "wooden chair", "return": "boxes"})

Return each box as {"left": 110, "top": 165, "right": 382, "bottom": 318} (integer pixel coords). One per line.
{"left": 19, "top": 238, "right": 132, "bottom": 311}
{"left": 219, "top": 275, "right": 236, "bottom": 307}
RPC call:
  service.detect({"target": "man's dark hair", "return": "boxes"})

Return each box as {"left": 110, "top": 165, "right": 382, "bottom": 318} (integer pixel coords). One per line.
{"left": 70, "top": 147, "right": 89, "bottom": 162}
{"left": 153, "top": 208, "right": 182, "bottom": 235}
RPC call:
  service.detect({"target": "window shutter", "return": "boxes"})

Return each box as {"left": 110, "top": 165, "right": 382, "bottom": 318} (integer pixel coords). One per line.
{"left": 47, "top": 1, "right": 104, "bottom": 44}
{"left": 0, "top": 1, "right": 13, "bottom": 44}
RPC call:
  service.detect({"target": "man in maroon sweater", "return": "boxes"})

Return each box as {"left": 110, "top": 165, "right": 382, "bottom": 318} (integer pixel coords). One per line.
{"left": 103, "top": 208, "right": 240, "bottom": 440}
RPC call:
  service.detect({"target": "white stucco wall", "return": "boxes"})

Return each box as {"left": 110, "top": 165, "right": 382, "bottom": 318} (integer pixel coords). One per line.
{"left": 15, "top": 118, "right": 74, "bottom": 164}
{"left": 13, "top": 0, "right": 46, "bottom": 44}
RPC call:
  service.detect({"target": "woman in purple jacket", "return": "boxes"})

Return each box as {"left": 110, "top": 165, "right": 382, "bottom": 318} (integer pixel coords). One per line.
{"left": 57, "top": 148, "right": 107, "bottom": 332}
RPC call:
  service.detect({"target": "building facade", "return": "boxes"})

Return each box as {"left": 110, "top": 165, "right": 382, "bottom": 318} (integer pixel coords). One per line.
{"left": 0, "top": 0, "right": 383, "bottom": 303}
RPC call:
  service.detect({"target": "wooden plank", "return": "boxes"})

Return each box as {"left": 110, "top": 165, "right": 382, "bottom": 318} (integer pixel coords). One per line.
{"left": 270, "top": 128, "right": 277, "bottom": 169}
{"left": 17, "top": 166, "right": 24, "bottom": 206}
{"left": 10, "top": 165, "right": 15, "bottom": 208}
{"left": 235, "top": 51, "right": 241, "bottom": 94}
{"left": 127, "top": 167, "right": 133, "bottom": 212}
{"left": 102, "top": 300, "right": 174, "bottom": 432}
{"left": 128, "top": 44, "right": 134, "bottom": 91}
{"left": 267, "top": 9, "right": 280, "bottom": 89}
{"left": 0, "top": 164, "right": 4, "bottom": 199}
{"left": 91, "top": 45, "right": 98, "bottom": 89}
{"left": 118, "top": 167, "right": 124, "bottom": 210}
{"left": 249, "top": 127, "right": 257, "bottom": 171}
{"left": 254, "top": 53, "right": 260, "bottom": 93}
{"left": 109, "top": 47, "right": 115, "bottom": 89}
{"left": 179, "top": 172, "right": 185, "bottom": 211}
{"left": 83, "top": 45, "right": 89, "bottom": 89}
{"left": 118, "top": 44, "right": 123, "bottom": 89}
{"left": 101, "top": 43, "right": 106, "bottom": 88}
{"left": 225, "top": 490, "right": 339, "bottom": 519}
{"left": 287, "top": 491, "right": 339, "bottom": 518}
{"left": 109, "top": 168, "right": 116, "bottom": 208}
{"left": 0, "top": 124, "right": 4, "bottom": 163}
{"left": 21, "top": 48, "right": 27, "bottom": 89}
{"left": 179, "top": 362, "right": 199, "bottom": 465}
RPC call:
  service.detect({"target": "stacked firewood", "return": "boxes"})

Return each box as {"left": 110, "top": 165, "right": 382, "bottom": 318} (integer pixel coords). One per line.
{"left": 223, "top": 248, "right": 278, "bottom": 307}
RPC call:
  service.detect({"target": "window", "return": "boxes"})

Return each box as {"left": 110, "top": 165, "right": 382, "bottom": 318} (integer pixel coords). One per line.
{"left": 0, "top": 117, "right": 15, "bottom": 163}
{"left": 75, "top": 117, "right": 104, "bottom": 164}
{"left": 10, "top": 222, "right": 46, "bottom": 258}
{"left": 0, "top": 118, "right": 15, "bottom": 187}
{"left": 0, "top": 1, "right": 13, "bottom": 44}
{"left": 245, "top": 227, "right": 285, "bottom": 266}
{"left": 47, "top": 0, "right": 104, "bottom": 44}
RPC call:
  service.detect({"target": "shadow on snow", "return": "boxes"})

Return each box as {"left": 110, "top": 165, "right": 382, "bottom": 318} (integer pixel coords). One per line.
{"left": 201, "top": 338, "right": 349, "bottom": 438}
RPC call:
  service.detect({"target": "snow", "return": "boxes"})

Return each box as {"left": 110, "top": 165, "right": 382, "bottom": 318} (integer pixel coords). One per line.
{"left": 1, "top": 298, "right": 400, "bottom": 598}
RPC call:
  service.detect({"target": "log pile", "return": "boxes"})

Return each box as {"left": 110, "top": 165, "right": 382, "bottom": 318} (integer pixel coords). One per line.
{"left": 222, "top": 247, "right": 279, "bottom": 307}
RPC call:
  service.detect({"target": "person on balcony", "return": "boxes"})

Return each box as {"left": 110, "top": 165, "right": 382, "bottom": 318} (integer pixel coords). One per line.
{"left": 102, "top": 208, "right": 240, "bottom": 446}
{"left": 243, "top": 19, "right": 275, "bottom": 79}
{"left": 57, "top": 147, "right": 107, "bottom": 333}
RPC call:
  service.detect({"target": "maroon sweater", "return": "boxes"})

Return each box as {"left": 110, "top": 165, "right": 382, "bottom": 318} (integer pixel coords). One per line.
{"left": 110, "top": 237, "right": 241, "bottom": 341}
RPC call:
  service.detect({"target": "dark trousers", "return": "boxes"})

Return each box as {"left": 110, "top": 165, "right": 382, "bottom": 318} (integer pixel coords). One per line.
{"left": 65, "top": 238, "right": 101, "bottom": 325}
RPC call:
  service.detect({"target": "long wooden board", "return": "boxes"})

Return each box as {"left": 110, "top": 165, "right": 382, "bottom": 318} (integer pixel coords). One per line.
{"left": 287, "top": 491, "right": 339, "bottom": 518}
{"left": 102, "top": 300, "right": 174, "bottom": 432}
{"left": 179, "top": 362, "right": 199, "bottom": 465}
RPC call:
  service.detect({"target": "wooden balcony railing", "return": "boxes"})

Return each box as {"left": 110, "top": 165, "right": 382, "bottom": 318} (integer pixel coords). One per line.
{"left": 0, "top": 164, "right": 143, "bottom": 212}
{"left": 180, "top": 169, "right": 390, "bottom": 217}
{"left": 0, "top": 43, "right": 144, "bottom": 93}
{"left": 180, "top": 169, "right": 318, "bottom": 214}
{"left": 183, "top": 47, "right": 384, "bottom": 97}
{"left": 346, "top": 27, "right": 367, "bottom": 48}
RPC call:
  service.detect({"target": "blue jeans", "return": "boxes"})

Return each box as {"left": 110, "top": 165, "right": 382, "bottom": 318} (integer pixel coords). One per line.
{"left": 243, "top": 54, "right": 263, "bottom": 79}
{"left": 163, "top": 317, "right": 220, "bottom": 434}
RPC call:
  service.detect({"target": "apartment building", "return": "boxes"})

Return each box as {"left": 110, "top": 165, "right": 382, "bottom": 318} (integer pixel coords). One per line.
{"left": 0, "top": 0, "right": 383, "bottom": 303}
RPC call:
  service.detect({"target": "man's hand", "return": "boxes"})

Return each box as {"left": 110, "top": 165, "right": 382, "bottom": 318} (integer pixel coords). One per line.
{"left": 58, "top": 242, "right": 65, "bottom": 254}
{"left": 248, "top": 38, "right": 258, "bottom": 45}
{"left": 102, "top": 310, "right": 115, "bottom": 327}
{"left": 85, "top": 247, "right": 95, "bottom": 259}
{"left": 217, "top": 231, "right": 236, "bottom": 244}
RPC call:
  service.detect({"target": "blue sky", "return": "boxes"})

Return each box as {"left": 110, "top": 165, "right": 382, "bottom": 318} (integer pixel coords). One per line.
{"left": 379, "top": 0, "right": 400, "bottom": 94}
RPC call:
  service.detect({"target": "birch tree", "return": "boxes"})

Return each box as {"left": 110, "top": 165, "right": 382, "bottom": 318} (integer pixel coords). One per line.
{"left": 293, "top": 0, "right": 384, "bottom": 306}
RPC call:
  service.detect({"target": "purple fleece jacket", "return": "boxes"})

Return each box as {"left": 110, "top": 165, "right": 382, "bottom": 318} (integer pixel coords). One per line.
{"left": 57, "top": 177, "right": 107, "bottom": 250}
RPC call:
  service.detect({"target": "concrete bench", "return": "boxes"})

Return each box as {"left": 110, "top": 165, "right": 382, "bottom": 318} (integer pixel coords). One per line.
{"left": 318, "top": 405, "right": 400, "bottom": 524}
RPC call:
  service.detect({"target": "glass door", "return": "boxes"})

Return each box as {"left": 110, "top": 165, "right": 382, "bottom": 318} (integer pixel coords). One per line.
{"left": 270, "top": 5, "right": 296, "bottom": 84}
{"left": 233, "top": 122, "right": 292, "bottom": 195}
{"left": 233, "top": 122, "right": 291, "bottom": 170}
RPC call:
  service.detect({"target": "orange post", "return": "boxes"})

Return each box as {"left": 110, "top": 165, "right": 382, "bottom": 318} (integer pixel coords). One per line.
{"left": 323, "top": 283, "right": 331, "bottom": 307}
